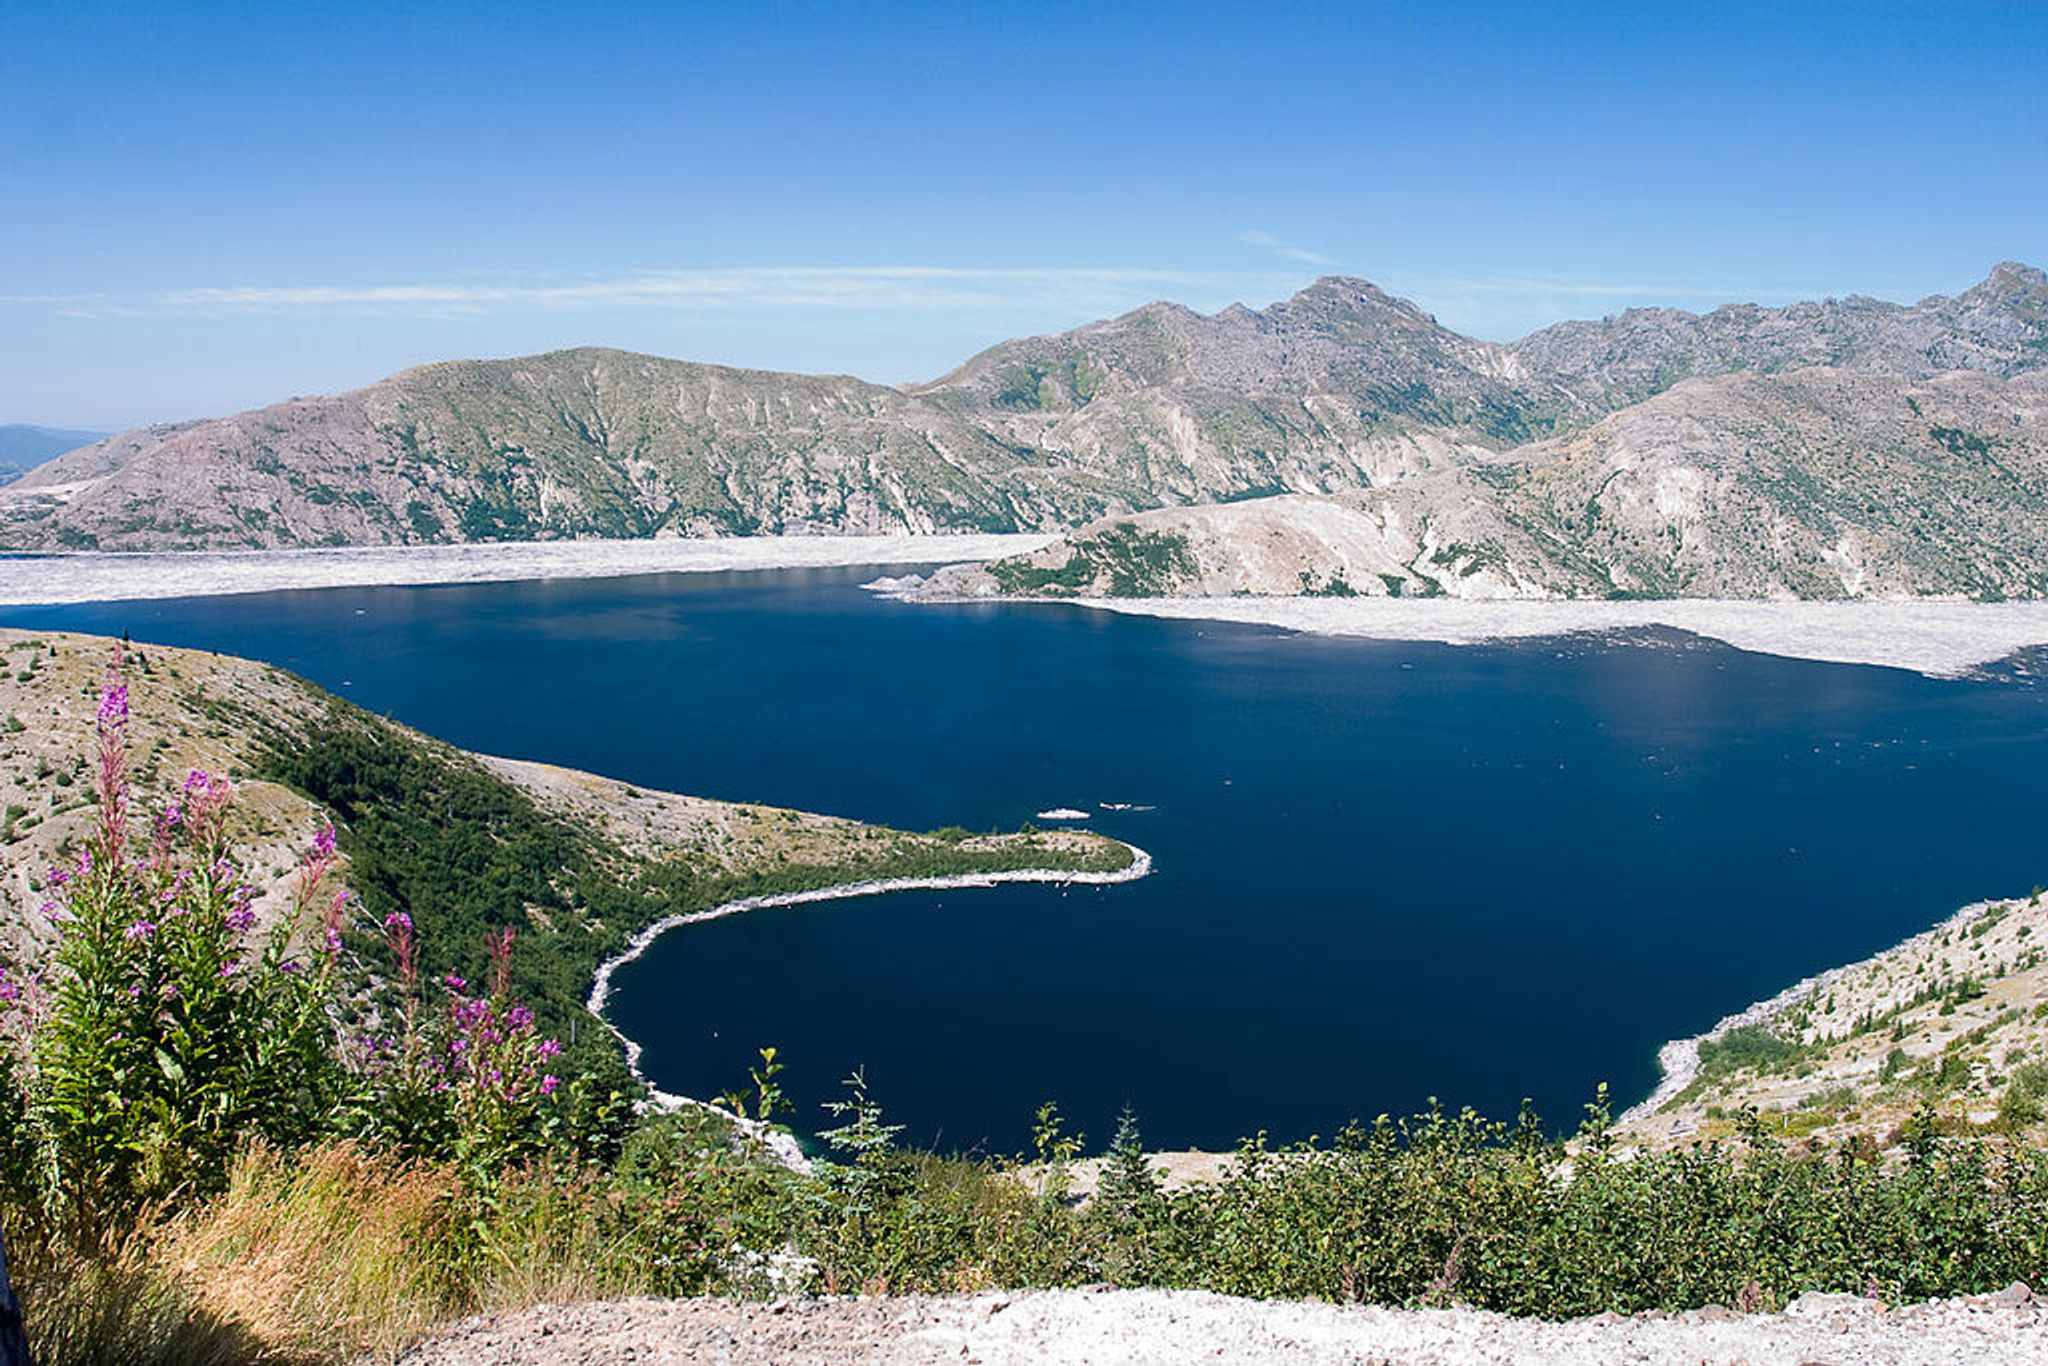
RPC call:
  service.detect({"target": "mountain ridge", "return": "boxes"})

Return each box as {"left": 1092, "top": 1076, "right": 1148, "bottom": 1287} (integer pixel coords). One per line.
{"left": 0, "top": 422, "right": 109, "bottom": 486}
{"left": 6, "top": 265, "right": 2045, "bottom": 601}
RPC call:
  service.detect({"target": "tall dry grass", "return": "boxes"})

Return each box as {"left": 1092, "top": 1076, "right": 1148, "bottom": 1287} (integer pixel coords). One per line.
{"left": 11, "top": 1225, "right": 264, "bottom": 1366}
{"left": 156, "top": 1143, "right": 461, "bottom": 1361}
{"left": 151, "top": 1142, "right": 664, "bottom": 1362}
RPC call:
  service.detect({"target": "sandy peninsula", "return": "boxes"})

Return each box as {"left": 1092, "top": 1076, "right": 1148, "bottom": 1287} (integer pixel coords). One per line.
{"left": 1061, "top": 595, "right": 2048, "bottom": 677}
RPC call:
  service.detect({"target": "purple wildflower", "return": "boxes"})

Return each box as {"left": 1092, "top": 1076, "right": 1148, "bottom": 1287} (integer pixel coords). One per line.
{"left": 124, "top": 920, "right": 156, "bottom": 941}
{"left": 97, "top": 683, "right": 129, "bottom": 729}
{"left": 540, "top": 1074, "right": 560, "bottom": 1097}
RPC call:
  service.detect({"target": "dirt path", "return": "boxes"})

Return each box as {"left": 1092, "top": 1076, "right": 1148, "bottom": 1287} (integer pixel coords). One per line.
{"left": 389, "top": 1284, "right": 2046, "bottom": 1364}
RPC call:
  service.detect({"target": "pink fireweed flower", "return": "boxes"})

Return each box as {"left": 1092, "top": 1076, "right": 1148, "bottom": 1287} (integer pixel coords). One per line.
{"left": 150, "top": 803, "right": 183, "bottom": 868}
{"left": 536, "top": 1038, "right": 563, "bottom": 1059}
{"left": 123, "top": 920, "right": 156, "bottom": 941}
{"left": 294, "top": 823, "right": 340, "bottom": 911}
{"left": 226, "top": 905, "right": 259, "bottom": 933}
{"left": 278, "top": 960, "right": 305, "bottom": 974}
{"left": 181, "top": 772, "right": 235, "bottom": 852}
{"left": 96, "top": 683, "right": 129, "bottom": 730}
{"left": 540, "top": 1075, "right": 560, "bottom": 1097}
{"left": 442, "top": 974, "right": 467, "bottom": 994}
{"left": 219, "top": 960, "right": 240, "bottom": 978}
{"left": 322, "top": 890, "right": 349, "bottom": 957}
{"left": 95, "top": 662, "right": 132, "bottom": 851}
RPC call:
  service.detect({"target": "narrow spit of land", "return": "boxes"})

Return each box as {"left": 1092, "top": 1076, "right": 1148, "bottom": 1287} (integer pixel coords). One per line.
{"left": 582, "top": 842, "right": 1152, "bottom": 1165}
{"left": 1049, "top": 595, "right": 2048, "bottom": 677}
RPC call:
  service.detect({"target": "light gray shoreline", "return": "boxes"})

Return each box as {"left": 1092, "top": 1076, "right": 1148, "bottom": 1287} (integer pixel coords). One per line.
{"left": 1618, "top": 892, "right": 2014, "bottom": 1126}
{"left": 16, "top": 537, "right": 2048, "bottom": 677}
{"left": 1066, "top": 596, "right": 2048, "bottom": 678}
{"left": 0, "top": 533, "right": 1053, "bottom": 606}
{"left": 584, "top": 844, "right": 1155, "bottom": 1167}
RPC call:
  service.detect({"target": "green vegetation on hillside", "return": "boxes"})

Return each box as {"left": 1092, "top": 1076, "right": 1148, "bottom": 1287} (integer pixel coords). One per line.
{"left": 255, "top": 696, "right": 1131, "bottom": 1088}
{"left": 988, "top": 522, "right": 1198, "bottom": 596}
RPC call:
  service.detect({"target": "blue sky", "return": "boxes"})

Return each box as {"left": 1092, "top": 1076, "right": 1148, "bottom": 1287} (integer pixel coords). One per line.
{"left": 3, "top": 1, "right": 2043, "bottom": 429}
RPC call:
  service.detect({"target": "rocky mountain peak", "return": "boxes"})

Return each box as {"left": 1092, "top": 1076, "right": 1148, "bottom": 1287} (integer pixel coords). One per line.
{"left": 1964, "top": 261, "right": 2047, "bottom": 312}
{"left": 1276, "top": 275, "right": 1430, "bottom": 324}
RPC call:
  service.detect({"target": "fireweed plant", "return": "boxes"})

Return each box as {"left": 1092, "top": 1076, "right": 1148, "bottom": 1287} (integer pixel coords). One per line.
{"left": 0, "top": 649, "right": 573, "bottom": 1224}
{"left": 338, "top": 918, "right": 570, "bottom": 1180}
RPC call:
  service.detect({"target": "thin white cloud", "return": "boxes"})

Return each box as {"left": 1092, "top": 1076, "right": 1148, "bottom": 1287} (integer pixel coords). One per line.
{"left": 1, "top": 266, "right": 1307, "bottom": 320}
{"left": 1238, "top": 230, "right": 1336, "bottom": 267}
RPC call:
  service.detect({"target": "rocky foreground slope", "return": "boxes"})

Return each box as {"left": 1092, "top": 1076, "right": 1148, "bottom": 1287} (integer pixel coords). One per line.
{"left": 6, "top": 265, "right": 2044, "bottom": 591}
{"left": 1615, "top": 886, "right": 2048, "bottom": 1152}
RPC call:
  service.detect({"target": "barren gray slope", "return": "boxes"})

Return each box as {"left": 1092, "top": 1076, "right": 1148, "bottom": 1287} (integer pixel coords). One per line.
{"left": 979, "top": 368, "right": 2048, "bottom": 601}
{"left": 1512, "top": 260, "right": 2048, "bottom": 410}
{"left": 1, "top": 349, "right": 1138, "bottom": 551}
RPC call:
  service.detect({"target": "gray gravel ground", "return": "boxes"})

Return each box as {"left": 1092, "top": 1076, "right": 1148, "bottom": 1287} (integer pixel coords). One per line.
{"left": 387, "top": 1284, "right": 2048, "bottom": 1364}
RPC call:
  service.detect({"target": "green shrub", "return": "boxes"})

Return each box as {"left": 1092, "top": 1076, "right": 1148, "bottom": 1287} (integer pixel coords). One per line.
{"left": 1696, "top": 1024, "right": 1800, "bottom": 1079}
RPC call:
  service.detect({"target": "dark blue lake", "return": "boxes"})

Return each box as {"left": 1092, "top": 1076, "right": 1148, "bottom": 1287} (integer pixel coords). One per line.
{"left": 9, "top": 568, "right": 2048, "bottom": 1154}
